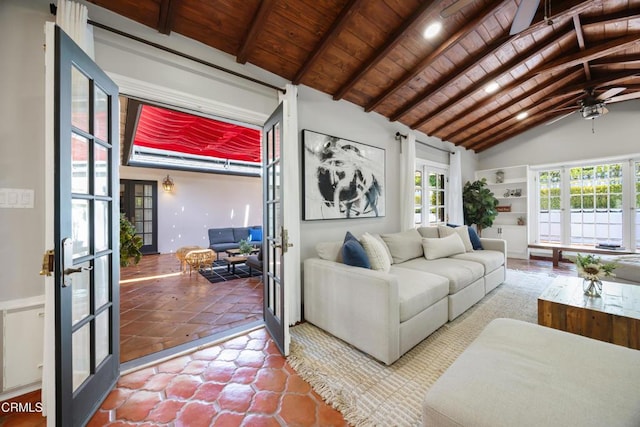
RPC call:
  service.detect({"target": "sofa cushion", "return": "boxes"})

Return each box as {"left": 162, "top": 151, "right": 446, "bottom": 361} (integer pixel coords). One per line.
{"left": 233, "top": 227, "right": 251, "bottom": 242}
{"left": 416, "top": 226, "right": 439, "bottom": 239}
{"left": 398, "top": 257, "right": 484, "bottom": 294}
{"left": 316, "top": 241, "right": 344, "bottom": 262}
{"left": 438, "top": 225, "right": 473, "bottom": 252}
{"left": 390, "top": 266, "right": 449, "bottom": 323}
{"left": 422, "top": 234, "right": 466, "bottom": 260}
{"left": 451, "top": 250, "right": 504, "bottom": 274}
{"left": 447, "top": 223, "right": 483, "bottom": 250}
{"left": 342, "top": 232, "right": 370, "bottom": 269}
{"left": 209, "top": 228, "right": 235, "bottom": 244}
{"left": 361, "top": 232, "right": 391, "bottom": 272}
{"left": 249, "top": 227, "right": 263, "bottom": 242}
{"left": 381, "top": 229, "right": 423, "bottom": 263}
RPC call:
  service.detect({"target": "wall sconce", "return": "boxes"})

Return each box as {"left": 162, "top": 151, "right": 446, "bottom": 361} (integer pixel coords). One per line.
{"left": 162, "top": 175, "right": 175, "bottom": 192}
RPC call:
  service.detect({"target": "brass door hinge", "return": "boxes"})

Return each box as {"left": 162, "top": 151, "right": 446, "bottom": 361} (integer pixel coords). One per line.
{"left": 40, "top": 249, "right": 54, "bottom": 276}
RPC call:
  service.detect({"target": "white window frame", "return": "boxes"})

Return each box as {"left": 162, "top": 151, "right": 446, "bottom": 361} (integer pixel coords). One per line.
{"left": 530, "top": 155, "right": 640, "bottom": 251}
{"left": 415, "top": 159, "right": 449, "bottom": 227}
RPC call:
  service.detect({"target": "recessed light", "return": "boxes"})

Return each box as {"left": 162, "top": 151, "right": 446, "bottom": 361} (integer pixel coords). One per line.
{"left": 423, "top": 22, "right": 442, "bottom": 39}
{"left": 484, "top": 81, "right": 500, "bottom": 93}
{"left": 516, "top": 112, "right": 528, "bottom": 120}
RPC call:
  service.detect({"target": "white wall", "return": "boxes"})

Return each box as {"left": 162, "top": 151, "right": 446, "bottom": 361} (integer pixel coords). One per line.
{"left": 0, "top": 0, "right": 52, "bottom": 301}
{"left": 120, "top": 167, "right": 262, "bottom": 253}
{"left": 477, "top": 100, "right": 640, "bottom": 170}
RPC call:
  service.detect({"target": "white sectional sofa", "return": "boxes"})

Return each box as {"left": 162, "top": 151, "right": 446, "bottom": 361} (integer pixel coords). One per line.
{"left": 303, "top": 226, "right": 506, "bottom": 365}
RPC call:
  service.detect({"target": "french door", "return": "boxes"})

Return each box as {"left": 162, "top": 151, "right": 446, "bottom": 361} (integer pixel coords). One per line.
{"left": 53, "top": 25, "right": 120, "bottom": 426}
{"left": 262, "top": 103, "right": 288, "bottom": 354}
{"left": 120, "top": 179, "right": 158, "bottom": 254}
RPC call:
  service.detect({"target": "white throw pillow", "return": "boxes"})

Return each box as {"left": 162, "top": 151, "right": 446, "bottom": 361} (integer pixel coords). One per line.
{"left": 381, "top": 229, "right": 424, "bottom": 263}
{"left": 371, "top": 233, "right": 394, "bottom": 265}
{"left": 422, "top": 233, "right": 466, "bottom": 260}
{"left": 360, "top": 232, "right": 391, "bottom": 272}
{"left": 315, "top": 241, "right": 343, "bottom": 262}
{"left": 438, "top": 225, "right": 473, "bottom": 252}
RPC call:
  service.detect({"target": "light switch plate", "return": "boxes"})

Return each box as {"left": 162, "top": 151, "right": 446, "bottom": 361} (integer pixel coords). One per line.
{"left": 0, "top": 188, "right": 35, "bottom": 208}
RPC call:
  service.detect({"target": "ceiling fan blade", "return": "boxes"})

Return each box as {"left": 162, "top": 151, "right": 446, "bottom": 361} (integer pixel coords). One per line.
{"left": 548, "top": 106, "right": 579, "bottom": 113}
{"left": 545, "top": 110, "right": 577, "bottom": 126}
{"left": 440, "top": 0, "right": 475, "bottom": 18}
{"left": 597, "top": 87, "right": 626, "bottom": 101}
{"left": 509, "top": 0, "right": 541, "bottom": 35}
{"left": 605, "top": 91, "right": 640, "bottom": 103}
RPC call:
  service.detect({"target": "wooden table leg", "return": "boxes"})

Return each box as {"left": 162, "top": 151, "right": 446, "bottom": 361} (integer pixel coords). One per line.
{"left": 552, "top": 249, "right": 560, "bottom": 267}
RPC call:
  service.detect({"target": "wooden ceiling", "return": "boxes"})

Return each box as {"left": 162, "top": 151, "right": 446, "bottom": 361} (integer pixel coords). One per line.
{"left": 87, "top": 0, "right": 640, "bottom": 152}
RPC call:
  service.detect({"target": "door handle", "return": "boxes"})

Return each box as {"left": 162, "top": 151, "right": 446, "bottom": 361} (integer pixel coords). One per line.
{"left": 64, "top": 266, "right": 93, "bottom": 275}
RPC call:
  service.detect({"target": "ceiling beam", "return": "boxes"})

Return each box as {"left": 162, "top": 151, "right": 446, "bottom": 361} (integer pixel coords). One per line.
{"left": 293, "top": 0, "right": 366, "bottom": 85}
{"left": 462, "top": 95, "right": 580, "bottom": 149}
{"left": 546, "top": 70, "right": 640, "bottom": 98}
{"left": 158, "top": 0, "right": 179, "bottom": 35}
{"left": 364, "top": 0, "right": 509, "bottom": 113}
{"left": 442, "top": 68, "right": 583, "bottom": 142}
{"left": 581, "top": 6, "right": 640, "bottom": 27}
{"left": 533, "top": 34, "right": 640, "bottom": 76}
{"left": 572, "top": 15, "right": 590, "bottom": 80}
{"left": 332, "top": 0, "right": 441, "bottom": 101}
{"left": 590, "top": 54, "right": 640, "bottom": 67}
{"left": 236, "top": 0, "right": 276, "bottom": 64}
{"left": 411, "top": 24, "right": 575, "bottom": 130}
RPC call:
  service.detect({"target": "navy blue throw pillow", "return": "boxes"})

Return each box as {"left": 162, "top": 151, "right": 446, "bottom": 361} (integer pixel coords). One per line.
{"left": 342, "top": 232, "right": 371, "bottom": 268}
{"left": 467, "top": 227, "right": 483, "bottom": 250}
{"left": 447, "top": 223, "right": 483, "bottom": 250}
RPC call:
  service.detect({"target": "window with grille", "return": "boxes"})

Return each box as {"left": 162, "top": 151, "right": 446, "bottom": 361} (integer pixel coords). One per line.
{"left": 535, "top": 160, "right": 636, "bottom": 249}
{"left": 415, "top": 162, "right": 448, "bottom": 226}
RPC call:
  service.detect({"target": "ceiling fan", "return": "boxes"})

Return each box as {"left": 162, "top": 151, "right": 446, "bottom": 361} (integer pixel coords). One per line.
{"left": 546, "top": 87, "right": 640, "bottom": 125}
{"left": 441, "top": 0, "right": 549, "bottom": 35}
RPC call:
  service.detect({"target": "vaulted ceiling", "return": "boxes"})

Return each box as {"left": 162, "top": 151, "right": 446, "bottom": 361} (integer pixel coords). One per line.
{"left": 88, "top": 0, "right": 640, "bottom": 152}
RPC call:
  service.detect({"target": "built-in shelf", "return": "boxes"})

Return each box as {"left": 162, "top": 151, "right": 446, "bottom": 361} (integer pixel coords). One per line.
{"left": 476, "top": 165, "right": 530, "bottom": 259}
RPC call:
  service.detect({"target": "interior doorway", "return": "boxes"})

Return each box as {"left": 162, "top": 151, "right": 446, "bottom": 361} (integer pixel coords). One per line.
{"left": 117, "top": 96, "right": 267, "bottom": 366}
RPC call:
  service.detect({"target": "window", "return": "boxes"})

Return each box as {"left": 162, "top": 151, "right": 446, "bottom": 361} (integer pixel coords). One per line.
{"left": 538, "top": 170, "right": 561, "bottom": 243}
{"left": 569, "top": 163, "right": 623, "bottom": 246}
{"left": 534, "top": 159, "right": 638, "bottom": 250}
{"left": 415, "top": 162, "right": 448, "bottom": 226}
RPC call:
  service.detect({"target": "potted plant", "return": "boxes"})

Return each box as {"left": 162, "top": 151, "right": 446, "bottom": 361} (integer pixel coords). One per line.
{"left": 462, "top": 178, "right": 499, "bottom": 236}
{"left": 120, "top": 213, "right": 143, "bottom": 267}
{"left": 238, "top": 238, "right": 253, "bottom": 255}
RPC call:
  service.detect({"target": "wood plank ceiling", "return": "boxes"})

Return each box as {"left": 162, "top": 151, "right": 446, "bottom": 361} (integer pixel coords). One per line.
{"left": 87, "top": 0, "right": 640, "bottom": 152}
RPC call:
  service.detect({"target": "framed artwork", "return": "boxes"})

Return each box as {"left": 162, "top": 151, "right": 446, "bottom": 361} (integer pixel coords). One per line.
{"left": 302, "top": 129, "right": 385, "bottom": 220}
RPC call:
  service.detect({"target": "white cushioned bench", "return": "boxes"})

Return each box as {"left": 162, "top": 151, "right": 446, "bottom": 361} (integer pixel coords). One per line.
{"left": 423, "top": 318, "right": 640, "bottom": 427}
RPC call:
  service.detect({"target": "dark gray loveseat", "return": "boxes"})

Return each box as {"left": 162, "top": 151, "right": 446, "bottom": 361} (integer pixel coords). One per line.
{"left": 208, "top": 226, "right": 262, "bottom": 258}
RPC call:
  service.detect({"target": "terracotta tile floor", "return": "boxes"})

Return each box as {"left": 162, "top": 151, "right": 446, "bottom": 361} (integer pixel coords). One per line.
{"left": 120, "top": 254, "right": 263, "bottom": 362}
{"left": 89, "top": 328, "right": 348, "bottom": 426}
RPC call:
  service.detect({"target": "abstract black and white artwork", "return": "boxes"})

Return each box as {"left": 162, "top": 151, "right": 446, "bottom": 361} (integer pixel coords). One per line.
{"left": 302, "top": 129, "right": 385, "bottom": 220}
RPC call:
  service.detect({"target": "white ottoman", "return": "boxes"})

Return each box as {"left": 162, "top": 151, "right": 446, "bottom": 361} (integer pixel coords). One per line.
{"left": 423, "top": 318, "right": 640, "bottom": 427}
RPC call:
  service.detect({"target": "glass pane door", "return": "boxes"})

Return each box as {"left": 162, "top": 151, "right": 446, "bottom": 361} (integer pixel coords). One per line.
{"left": 54, "top": 25, "right": 119, "bottom": 426}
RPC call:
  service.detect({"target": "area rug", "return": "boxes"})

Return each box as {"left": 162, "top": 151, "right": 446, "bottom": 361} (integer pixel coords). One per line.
{"left": 288, "top": 269, "right": 556, "bottom": 427}
{"left": 198, "top": 260, "right": 261, "bottom": 283}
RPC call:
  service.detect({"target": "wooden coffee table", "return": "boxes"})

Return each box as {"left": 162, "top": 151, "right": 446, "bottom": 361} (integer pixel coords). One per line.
{"left": 224, "top": 255, "right": 248, "bottom": 274}
{"left": 225, "top": 248, "right": 259, "bottom": 257}
{"left": 538, "top": 276, "right": 640, "bottom": 349}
